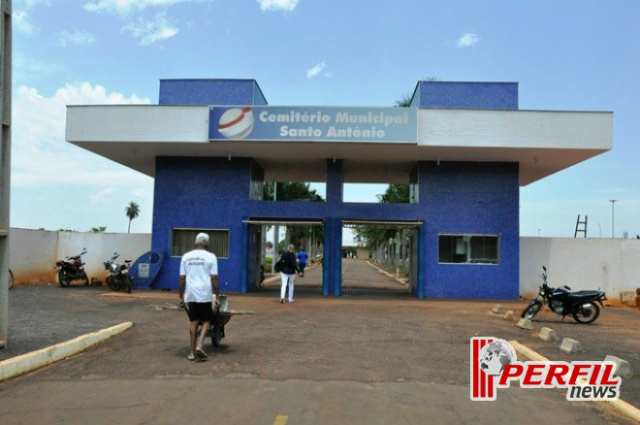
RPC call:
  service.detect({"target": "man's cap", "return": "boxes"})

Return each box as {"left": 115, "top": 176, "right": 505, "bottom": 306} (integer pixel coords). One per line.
{"left": 195, "top": 232, "right": 209, "bottom": 245}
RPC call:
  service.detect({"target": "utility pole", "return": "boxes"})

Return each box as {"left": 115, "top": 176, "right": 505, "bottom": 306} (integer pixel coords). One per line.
{"left": 0, "top": 0, "right": 12, "bottom": 349}
{"left": 609, "top": 199, "right": 617, "bottom": 239}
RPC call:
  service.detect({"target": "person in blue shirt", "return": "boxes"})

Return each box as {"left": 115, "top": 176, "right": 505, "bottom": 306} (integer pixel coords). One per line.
{"left": 297, "top": 248, "right": 308, "bottom": 277}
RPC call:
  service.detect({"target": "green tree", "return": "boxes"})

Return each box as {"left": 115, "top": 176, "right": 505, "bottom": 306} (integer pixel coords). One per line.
{"left": 90, "top": 226, "right": 107, "bottom": 233}
{"left": 263, "top": 182, "right": 324, "bottom": 267}
{"left": 395, "top": 92, "right": 413, "bottom": 107}
{"left": 125, "top": 201, "right": 140, "bottom": 234}
{"left": 288, "top": 225, "right": 324, "bottom": 255}
{"left": 377, "top": 184, "right": 410, "bottom": 203}
{"left": 263, "top": 182, "right": 323, "bottom": 202}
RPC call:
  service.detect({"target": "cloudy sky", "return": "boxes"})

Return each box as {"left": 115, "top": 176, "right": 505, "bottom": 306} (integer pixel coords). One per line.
{"left": 11, "top": 0, "right": 640, "bottom": 240}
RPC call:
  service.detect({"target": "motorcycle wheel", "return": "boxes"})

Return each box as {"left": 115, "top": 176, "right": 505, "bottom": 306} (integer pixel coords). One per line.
{"left": 106, "top": 276, "right": 120, "bottom": 291}
{"left": 572, "top": 302, "right": 600, "bottom": 324}
{"left": 83, "top": 272, "right": 90, "bottom": 286}
{"left": 58, "top": 270, "right": 70, "bottom": 288}
{"left": 521, "top": 300, "right": 542, "bottom": 319}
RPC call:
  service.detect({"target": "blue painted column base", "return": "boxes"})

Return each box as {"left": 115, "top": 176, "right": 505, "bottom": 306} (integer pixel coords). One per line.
{"left": 322, "top": 218, "right": 342, "bottom": 296}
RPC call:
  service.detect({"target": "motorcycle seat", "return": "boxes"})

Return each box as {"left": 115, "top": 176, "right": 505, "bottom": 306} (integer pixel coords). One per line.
{"left": 567, "top": 290, "right": 603, "bottom": 300}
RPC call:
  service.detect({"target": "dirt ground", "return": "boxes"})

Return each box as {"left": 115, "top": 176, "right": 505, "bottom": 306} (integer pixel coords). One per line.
{"left": 1, "top": 264, "right": 639, "bottom": 424}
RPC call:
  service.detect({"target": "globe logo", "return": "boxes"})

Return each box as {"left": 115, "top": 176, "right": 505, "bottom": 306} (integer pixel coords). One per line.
{"left": 478, "top": 339, "right": 517, "bottom": 376}
{"left": 218, "top": 107, "right": 254, "bottom": 139}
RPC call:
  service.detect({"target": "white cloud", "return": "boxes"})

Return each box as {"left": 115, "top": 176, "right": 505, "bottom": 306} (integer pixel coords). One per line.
{"left": 90, "top": 187, "right": 117, "bottom": 204}
{"left": 123, "top": 13, "right": 179, "bottom": 45}
{"left": 13, "top": 11, "right": 39, "bottom": 35}
{"left": 58, "top": 30, "right": 97, "bottom": 47}
{"left": 84, "top": 0, "right": 193, "bottom": 15}
{"left": 12, "top": 82, "right": 152, "bottom": 189}
{"left": 11, "top": 82, "right": 155, "bottom": 232}
{"left": 306, "top": 61, "right": 327, "bottom": 79}
{"left": 456, "top": 33, "right": 480, "bottom": 48}
{"left": 257, "top": 0, "right": 299, "bottom": 12}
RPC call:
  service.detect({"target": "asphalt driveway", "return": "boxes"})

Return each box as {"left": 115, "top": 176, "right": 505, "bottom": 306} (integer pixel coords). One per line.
{"left": 1, "top": 264, "right": 639, "bottom": 424}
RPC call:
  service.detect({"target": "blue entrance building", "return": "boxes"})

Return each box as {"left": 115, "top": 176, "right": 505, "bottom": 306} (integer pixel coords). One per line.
{"left": 66, "top": 79, "right": 612, "bottom": 299}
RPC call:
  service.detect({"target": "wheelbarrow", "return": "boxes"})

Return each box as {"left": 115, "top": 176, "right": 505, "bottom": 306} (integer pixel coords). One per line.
{"left": 206, "top": 295, "right": 254, "bottom": 348}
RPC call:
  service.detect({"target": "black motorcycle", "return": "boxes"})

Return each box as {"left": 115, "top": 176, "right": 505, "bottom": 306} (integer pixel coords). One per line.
{"left": 103, "top": 252, "right": 132, "bottom": 293}
{"left": 56, "top": 248, "right": 89, "bottom": 287}
{"left": 521, "top": 266, "right": 607, "bottom": 324}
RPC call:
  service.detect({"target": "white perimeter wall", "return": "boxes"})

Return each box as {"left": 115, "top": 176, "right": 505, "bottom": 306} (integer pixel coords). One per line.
{"left": 520, "top": 237, "right": 640, "bottom": 299}
{"left": 9, "top": 228, "right": 151, "bottom": 284}
{"left": 8, "top": 229, "right": 640, "bottom": 296}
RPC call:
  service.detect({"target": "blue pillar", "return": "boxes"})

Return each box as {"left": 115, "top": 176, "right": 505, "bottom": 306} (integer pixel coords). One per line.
{"left": 322, "top": 236, "right": 330, "bottom": 296}
{"left": 322, "top": 240, "right": 330, "bottom": 296}
{"left": 323, "top": 159, "right": 343, "bottom": 296}
{"left": 240, "top": 221, "right": 249, "bottom": 293}
{"left": 323, "top": 218, "right": 342, "bottom": 296}
{"left": 333, "top": 220, "right": 343, "bottom": 296}
{"left": 326, "top": 159, "right": 343, "bottom": 203}
{"left": 417, "top": 225, "right": 427, "bottom": 299}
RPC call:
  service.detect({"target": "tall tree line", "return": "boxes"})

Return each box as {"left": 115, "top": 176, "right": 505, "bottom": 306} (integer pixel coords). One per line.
{"left": 261, "top": 182, "right": 324, "bottom": 270}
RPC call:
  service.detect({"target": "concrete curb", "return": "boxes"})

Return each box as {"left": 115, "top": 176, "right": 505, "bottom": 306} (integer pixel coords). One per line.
{"left": 263, "top": 275, "right": 281, "bottom": 285}
{"left": 365, "top": 261, "right": 408, "bottom": 286}
{"left": 509, "top": 340, "right": 550, "bottom": 362}
{"left": 0, "top": 322, "right": 133, "bottom": 383}
{"left": 509, "top": 340, "right": 640, "bottom": 424}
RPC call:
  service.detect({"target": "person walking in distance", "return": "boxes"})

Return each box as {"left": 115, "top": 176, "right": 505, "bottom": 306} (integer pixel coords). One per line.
{"left": 179, "top": 233, "right": 220, "bottom": 361}
{"left": 297, "top": 247, "right": 308, "bottom": 277}
{"left": 280, "top": 244, "right": 299, "bottom": 303}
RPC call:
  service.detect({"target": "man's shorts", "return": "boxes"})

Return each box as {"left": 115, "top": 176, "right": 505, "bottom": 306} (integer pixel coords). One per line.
{"left": 185, "top": 302, "right": 213, "bottom": 323}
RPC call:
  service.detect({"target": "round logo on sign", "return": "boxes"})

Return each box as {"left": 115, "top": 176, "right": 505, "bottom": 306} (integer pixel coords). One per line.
{"left": 218, "top": 107, "right": 254, "bottom": 140}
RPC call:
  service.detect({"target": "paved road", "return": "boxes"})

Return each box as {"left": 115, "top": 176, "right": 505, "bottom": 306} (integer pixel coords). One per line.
{"left": 341, "top": 259, "right": 409, "bottom": 294}
{"left": 0, "top": 284, "right": 155, "bottom": 360}
{"left": 1, "top": 273, "right": 638, "bottom": 424}
{"left": 262, "top": 259, "right": 409, "bottom": 296}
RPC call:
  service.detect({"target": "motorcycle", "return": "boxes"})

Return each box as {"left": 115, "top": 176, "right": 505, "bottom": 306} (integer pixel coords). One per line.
{"left": 521, "top": 266, "right": 607, "bottom": 324}
{"left": 56, "top": 248, "right": 89, "bottom": 287}
{"left": 103, "top": 252, "right": 132, "bottom": 293}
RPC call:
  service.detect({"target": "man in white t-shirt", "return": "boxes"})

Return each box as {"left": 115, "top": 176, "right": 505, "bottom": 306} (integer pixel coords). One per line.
{"left": 179, "top": 233, "right": 220, "bottom": 361}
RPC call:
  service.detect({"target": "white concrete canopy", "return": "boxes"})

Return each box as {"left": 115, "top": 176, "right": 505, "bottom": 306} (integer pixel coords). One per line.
{"left": 66, "top": 105, "right": 613, "bottom": 185}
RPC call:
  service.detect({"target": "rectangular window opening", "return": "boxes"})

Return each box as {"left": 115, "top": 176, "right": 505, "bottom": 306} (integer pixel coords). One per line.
{"left": 343, "top": 183, "right": 413, "bottom": 204}
{"left": 438, "top": 234, "right": 499, "bottom": 265}
{"left": 262, "top": 182, "right": 325, "bottom": 202}
{"left": 171, "top": 228, "right": 230, "bottom": 258}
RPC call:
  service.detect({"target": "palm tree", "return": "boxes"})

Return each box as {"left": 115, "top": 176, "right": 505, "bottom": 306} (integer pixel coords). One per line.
{"left": 125, "top": 202, "right": 140, "bottom": 233}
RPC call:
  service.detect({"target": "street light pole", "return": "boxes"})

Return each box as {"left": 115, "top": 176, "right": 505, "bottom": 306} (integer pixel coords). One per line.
{"left": 598, "top": 223, "right": 601, "bottom": 238}
{"left": 609, "top": 199, "right": 617, "bottom": 239}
